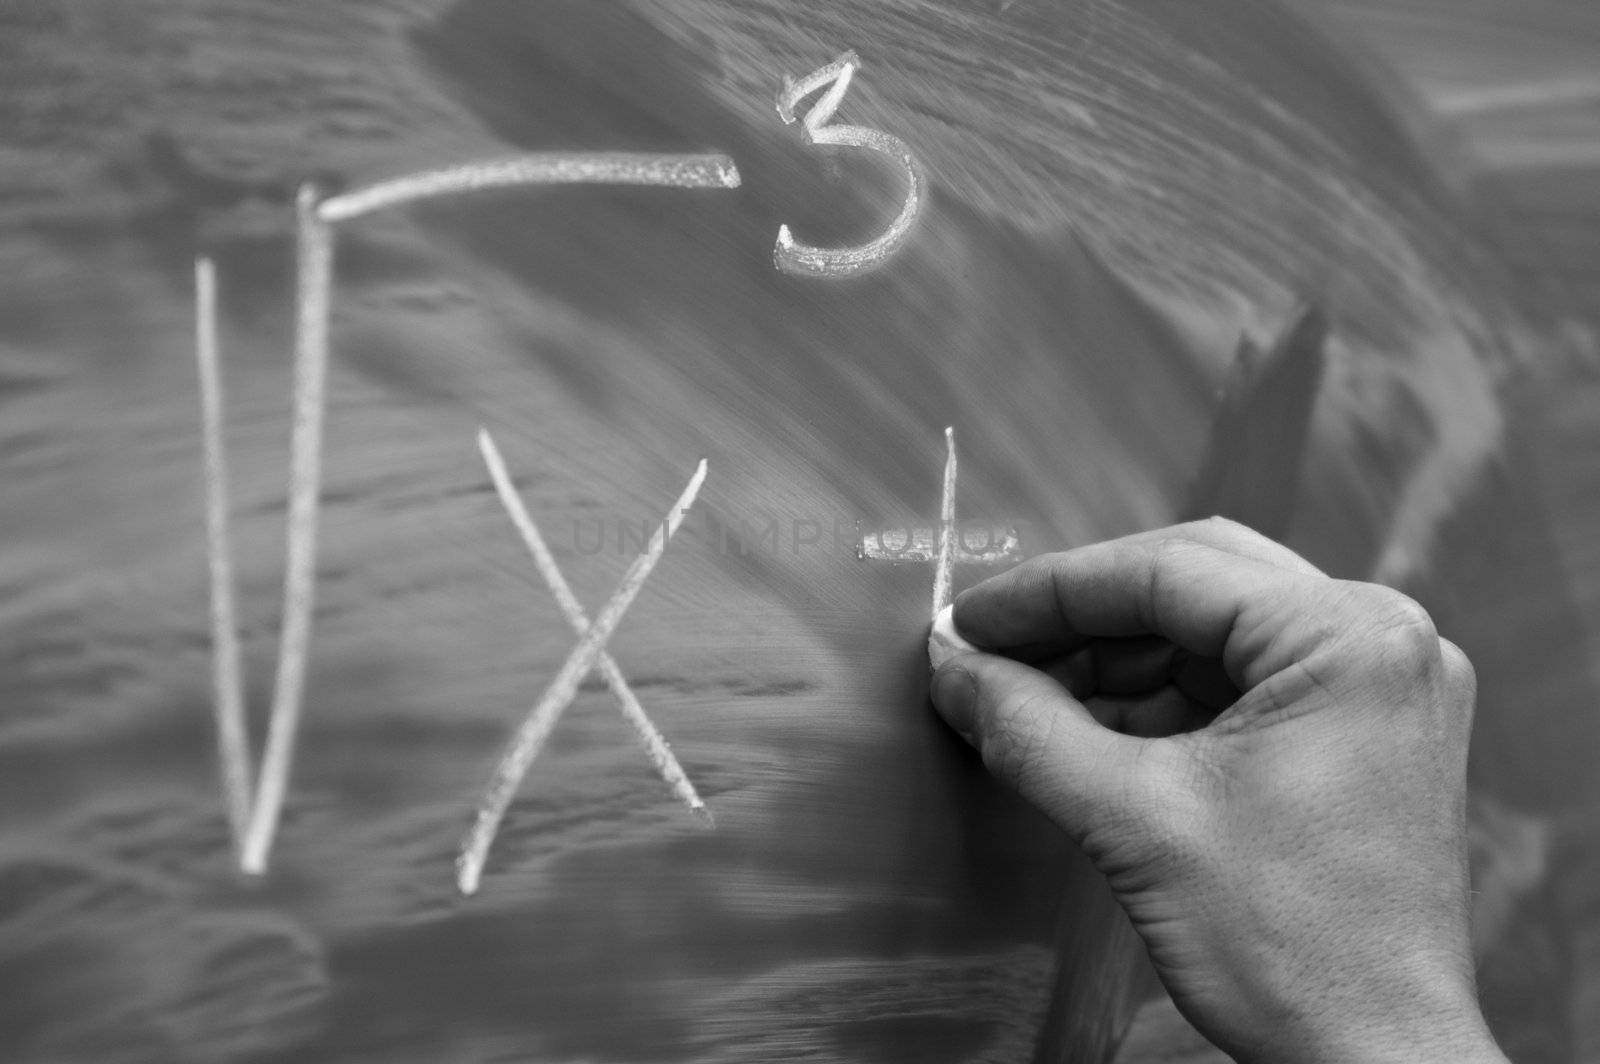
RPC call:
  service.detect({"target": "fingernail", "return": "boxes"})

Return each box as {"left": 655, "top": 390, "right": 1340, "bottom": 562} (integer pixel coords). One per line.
{"left": 931, "top": 664, "right": 978, "bottom": 742}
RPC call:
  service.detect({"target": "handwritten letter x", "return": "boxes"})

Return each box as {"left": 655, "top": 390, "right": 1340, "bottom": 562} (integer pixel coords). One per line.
{"left": 457, "top": 429, "right": 710, "bottom": 895}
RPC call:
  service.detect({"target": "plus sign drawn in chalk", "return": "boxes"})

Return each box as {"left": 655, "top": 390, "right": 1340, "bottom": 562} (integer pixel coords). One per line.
{"left": 854, "top": 429, "right": 1026, "bottom": 579}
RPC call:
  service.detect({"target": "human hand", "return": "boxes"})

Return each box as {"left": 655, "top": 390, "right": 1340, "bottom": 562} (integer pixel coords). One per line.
{"left": 929, "top": 519, "right": 1507, "bottom": 1064}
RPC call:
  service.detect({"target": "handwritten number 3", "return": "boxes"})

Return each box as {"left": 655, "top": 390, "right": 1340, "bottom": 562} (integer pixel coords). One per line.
{"left": 775, "top": 51, "right": 925, "bottom": 277}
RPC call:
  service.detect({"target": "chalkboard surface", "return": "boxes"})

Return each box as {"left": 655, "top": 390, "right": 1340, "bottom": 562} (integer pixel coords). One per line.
{"left": 0, "top": 2, "right": 1593, "bottom": 1061}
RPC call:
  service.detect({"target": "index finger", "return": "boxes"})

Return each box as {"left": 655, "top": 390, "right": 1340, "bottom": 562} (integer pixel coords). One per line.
{"left": 952, "top": 532, "right": 1324, "bottom": 689}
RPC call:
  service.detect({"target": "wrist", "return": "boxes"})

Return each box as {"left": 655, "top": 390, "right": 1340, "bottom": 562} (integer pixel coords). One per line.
{"left": 1308, "top": 1020, "right": 1508, "bottom": 1064}
{"left": 1213, "top": 953, "right": 1507, "bottom": 1064}
{"left": 1248, "top": 987, "right": 1509, "bottom": 1064}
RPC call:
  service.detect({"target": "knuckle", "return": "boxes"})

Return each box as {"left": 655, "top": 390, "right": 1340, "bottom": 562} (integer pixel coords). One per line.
{"left": 1372, "top": 589, "right": 1439, "bottom": 644}
{"left": 1346, "top": 584, "right": 1441, "bottom": 662}
{"left": 1147, "top": 536, "right": 1204, "bottom": 623}
{"left": 1438, "top": 637, "right": 1478, "bottom": 728}
{"left": 1198, "top": 515, "right": 1253, "bottom": 540}
{"left": 1322, "top": 584, "right": 1481, "bottom": 736}
{"left": 1438, "top": 638, "right": 1477, "bottom": 693}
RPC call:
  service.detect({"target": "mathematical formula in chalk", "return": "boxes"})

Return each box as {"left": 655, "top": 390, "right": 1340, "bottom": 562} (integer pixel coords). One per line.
{"left": 192, "top": 50, "right": 936, "bottom": 883}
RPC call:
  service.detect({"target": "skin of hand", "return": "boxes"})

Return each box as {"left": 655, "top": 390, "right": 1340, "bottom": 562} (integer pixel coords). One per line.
{"left": 929, "top": 518, "right": 1508, "bottom": 1064}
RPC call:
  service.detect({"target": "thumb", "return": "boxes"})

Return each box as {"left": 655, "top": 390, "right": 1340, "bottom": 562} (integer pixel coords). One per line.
{"left": 931, "top": 652, "right": 1148, "bottom": 838}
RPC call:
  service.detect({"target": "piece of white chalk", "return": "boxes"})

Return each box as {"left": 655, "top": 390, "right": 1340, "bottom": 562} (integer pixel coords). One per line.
{"left": 928, "top": 604, "right": 979, "bottom": 670}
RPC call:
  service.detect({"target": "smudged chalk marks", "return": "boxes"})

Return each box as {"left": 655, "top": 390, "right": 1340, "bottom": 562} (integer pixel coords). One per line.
{"left": 457, "top": 456, "right": 709, "bottom": 897}
{"left": 775, "top": 51, "right": 926, "bottom": 277}
{"left": 476, "top": 428, "right": 711, "bottom": 825}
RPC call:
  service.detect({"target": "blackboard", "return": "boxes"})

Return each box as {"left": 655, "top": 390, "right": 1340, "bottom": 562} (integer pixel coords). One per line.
{"left": 0, "top": 1, "right": 1593, "bottom": 1061}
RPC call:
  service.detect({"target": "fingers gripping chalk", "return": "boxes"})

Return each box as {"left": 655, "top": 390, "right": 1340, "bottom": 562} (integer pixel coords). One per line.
{"left": 929, "top": 604, "right": 979, "bottom": 670}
